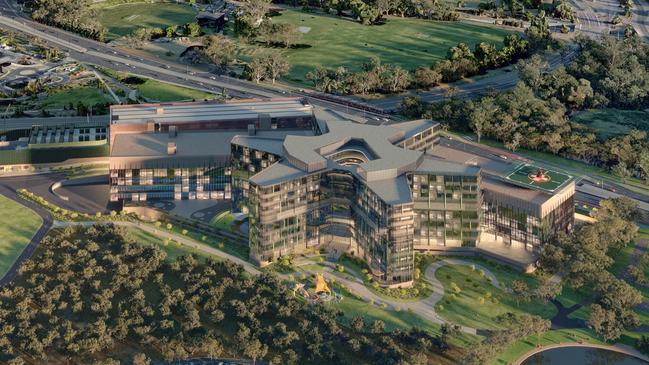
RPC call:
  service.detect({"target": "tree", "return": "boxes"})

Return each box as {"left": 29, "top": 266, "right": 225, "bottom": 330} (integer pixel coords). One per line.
{"left": 525, "top": 11, "right": 550, "bottom": 48}
{"left": 272, "top": 23, "right": 302, "bottom": 48}
{"left": 243, "top": 338, "right": 268, "bottom": 364}
{"left": 185, "top": 22, "right": 202, "bottom": 37}
{"left": 247, "top": 57, "right": 268, "bottom": 83}
{"left": 413, "top": 67, "right": 442, "bottom": 88}
{"left": 517, "top": 55, "right": 548, "bottom": 92}
{"left": 534, "top": 277, "right": 562, "bottom": 303}
{"left": 350, "top": 316, "right": 365, "bottom": 331}
{"left": 370, "top": 319, "right": 385, "bottom": 333}
{"left": 132, "top": 353, "right": 150, "bottom": 365}
{"left": 264, "top": 53, "right": 290, "bottom": 84}
{"left": 510, "top": 280, "right": 529, "bottom": 306}
{"left": 166, "top": 25, "right": 177, "bottom": 38}
{"left": 202, "top": 35, "right": 236, "bottom": 67}
{"left": 385, "top": 66, "right": 411, "bottom": 92}
{"left": 241, "top": 0, "right": 271, "bottom": 28}
{"left": 469, "top": 96, "right": 496, "bottom": 142}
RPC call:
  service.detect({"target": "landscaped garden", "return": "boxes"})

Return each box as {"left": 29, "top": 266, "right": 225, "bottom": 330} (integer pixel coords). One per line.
{"left": 95, "top": 2, "right": 198, "bottom": 40}
{"left": 435, "top": 264, "right": 557, "bottom": 330}
{"left": 38, "top": 86, "right": 114, "bottom": 108}
{"left": 0, "top": 195, "right": 42, "bottom": 277}
{"left": 234, "top": 9, "right": 512, "bottom": 83}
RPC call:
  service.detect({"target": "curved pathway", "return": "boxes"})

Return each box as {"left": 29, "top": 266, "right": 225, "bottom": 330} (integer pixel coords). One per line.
{"left": 0, "top": 184, "right": 53, "bottom": 286}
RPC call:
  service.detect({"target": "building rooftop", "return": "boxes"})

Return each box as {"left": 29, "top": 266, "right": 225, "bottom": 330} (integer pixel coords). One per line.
{"left": 282, "top": 120, "right": 425, "bottom": 181}
{"left": 110, "top": 129, "right": 314, "bottom": 169}
{"left": 109, "top": 98, "right": 313, "bottom": 125}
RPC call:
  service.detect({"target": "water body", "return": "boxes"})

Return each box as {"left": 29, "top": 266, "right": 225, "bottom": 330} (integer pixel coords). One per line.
{"left": 521, "top": 346, "right": 649, "bottom": 365}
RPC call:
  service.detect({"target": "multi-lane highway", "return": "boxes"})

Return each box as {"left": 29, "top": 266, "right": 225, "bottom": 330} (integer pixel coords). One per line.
{"left": 0, "top": 0, "right": 390, "bottom": 119}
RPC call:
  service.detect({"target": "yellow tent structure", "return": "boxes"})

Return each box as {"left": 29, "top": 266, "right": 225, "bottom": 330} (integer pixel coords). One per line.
{"left": 314, "top": 273, "right": 331, "bottom": 295}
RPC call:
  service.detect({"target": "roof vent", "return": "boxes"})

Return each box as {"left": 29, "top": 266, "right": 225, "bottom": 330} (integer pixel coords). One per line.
{"left": 156, "top": 107, "right": 164, "bottom": 115}
{"left": 167, "top": 142, "right": 177, "bottom": 155}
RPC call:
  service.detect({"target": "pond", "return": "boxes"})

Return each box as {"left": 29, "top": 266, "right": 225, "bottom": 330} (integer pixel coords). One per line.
{"left": 521, "top": 346, "right": 649, "bottom": 365}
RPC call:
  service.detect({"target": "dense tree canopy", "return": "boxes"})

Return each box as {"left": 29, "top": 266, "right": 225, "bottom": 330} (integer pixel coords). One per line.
{"left": 0, "top": 225, "right": 457, "bottom": 364}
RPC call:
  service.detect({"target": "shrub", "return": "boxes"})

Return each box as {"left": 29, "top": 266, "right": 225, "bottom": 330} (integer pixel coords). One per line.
{"left": 181, "top": 229, "right": 188, "bottom": 235}
{"left": 95, "top": 212, "right": 102, "bottom": 218}
{"left": 166, "top": 223, "right": 173, "bottom": 230}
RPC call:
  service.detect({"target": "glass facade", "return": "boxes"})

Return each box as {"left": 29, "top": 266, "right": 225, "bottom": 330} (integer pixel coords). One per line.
{"left": 482, "top": 194, "right": 574, "bottom": 251}
{"left": 109, "top": 165, "right": 231, "bottom": 202}
{"left": 409, "top": 173, "right": 482, "bottom": 248}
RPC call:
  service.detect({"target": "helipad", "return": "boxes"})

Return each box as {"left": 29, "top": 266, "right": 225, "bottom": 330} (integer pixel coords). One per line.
{"left": 504, "top": 164, "right": 573, "bottom": 193}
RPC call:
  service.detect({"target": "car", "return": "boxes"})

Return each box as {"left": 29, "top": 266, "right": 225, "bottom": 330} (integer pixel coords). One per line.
{"left": 606, "top": 186, "right": 617, "bottom": 193}
{"left": 210, "top": 76, "right": 216, "bottom": 80}
{"left": 498, "top": 154, "right": 508, "bottom": 160}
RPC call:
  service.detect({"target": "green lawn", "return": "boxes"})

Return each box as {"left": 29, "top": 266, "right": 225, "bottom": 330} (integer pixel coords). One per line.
{"left": 330, "top": 283, "right": 480, "bottom": 347}
{"left": 124, "top": 226, "right": 224, "bottom": 262}
{"left": 435, "top": 265, "right": 556, "bottom": 330}
{"left": 235, "top": 10, "right": 512, "bottom": 83}
{"left": 572, "top": 109, "right": 649, "bottom": 140}
{"left": 210, "top": 210, "right": 236, "bottom": 232}
{"left": 0, "top": 195, "right": 42, "bottom": 277}
{"left": 137, "top": 79, "right": 215, "bottom": 102}
{"left": 39, "top": 87, "right": 114, "bottom": 108}
{"left": 96, "top": 2, "right": 198, "bottom": 40}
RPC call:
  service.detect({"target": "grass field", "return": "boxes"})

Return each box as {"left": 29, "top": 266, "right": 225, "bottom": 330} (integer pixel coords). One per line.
{"left": 96, "top": 2, "right": 198, "bottom": 40}
{"left": 435, "top": 265, "right": 556, "bottom": 330}
{"left": 39, "top": 87, "right": 114, "bottom": 108}
{"left": 0, "top": 195, "right": 42, "bottom": 277}
{"left": 572, "top": 108, "right": 649, "bottom": 139}
{"left": 137, "top": 79, "right": 215, "bottom": 102}
{"left": 235, "top": 10, "right": 512, "bottom": 83}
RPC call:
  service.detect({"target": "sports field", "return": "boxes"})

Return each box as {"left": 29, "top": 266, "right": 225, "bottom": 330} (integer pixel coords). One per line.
{"left": 0, "top": 195, "right": 42, "bottom": 277}
{"left": 235, "top": 10, "right": 513, "bottom": 83}
{"left": 504, "top": 164, "right": 573, "bottom": 193}
{"left": 96, "top": 2, "right": 198, "bottom": 40}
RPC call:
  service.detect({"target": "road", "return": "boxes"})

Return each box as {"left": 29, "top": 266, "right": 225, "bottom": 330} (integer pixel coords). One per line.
{"left": 0, "top": 1, "right": 389, "bottom": 119}
{"left": 365, "top": 48, "right": 577, "bottom": 111}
